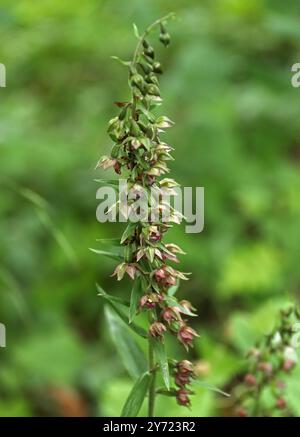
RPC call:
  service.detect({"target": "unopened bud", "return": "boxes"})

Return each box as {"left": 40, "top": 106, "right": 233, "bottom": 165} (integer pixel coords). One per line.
{"left": 244, "top": 373, "right": 257, "bottom": 386}
{"left": 276, "top": 397, "right": 286, "bottom": 410}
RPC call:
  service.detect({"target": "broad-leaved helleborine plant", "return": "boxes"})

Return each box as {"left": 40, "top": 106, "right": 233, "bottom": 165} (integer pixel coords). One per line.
{"left": 94, "top": 14, "right": 200, "bottom": 417}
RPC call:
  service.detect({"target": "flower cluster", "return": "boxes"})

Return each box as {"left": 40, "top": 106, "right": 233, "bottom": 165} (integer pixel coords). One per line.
{"left": 174, "top": 360, "right": 195, "bottom": 407}
{"left": 97, "top": 15, "right": 199, "bottom": 411}
{"left": 234, "top": 306, "right": 299, "bottom": 417}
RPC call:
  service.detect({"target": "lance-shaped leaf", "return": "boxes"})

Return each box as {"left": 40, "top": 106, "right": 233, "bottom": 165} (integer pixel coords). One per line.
{"left": 152, "top": 339, "right": 170, "bottom": 390}
{"left": 121, "top": 222, "right": 137, "bottom": 244}
{"left": 89, "top": 247, "right": 123, "bottom": 261}
{"left": 94, "top": 179, "right": 120, "bottom": 188}
{"left": 121, "top": 371, "right": 151, "bottom": 417}
{"left": 129, "top": 276, "right": 143, "bottom": 323}
{"left": 191, "top": 379, "right": 230, "bottom": 397}
{"left": 105, "top": 306, "right": 147, "bottom": 379}
{"left": 100, "top": 291, "right": 147, "bottom": 338}
{"left": 96, "top": 283, "right": 129, "bottom": 307}
{"left": 96, "top": 237, "right": 121, "bottom": 245}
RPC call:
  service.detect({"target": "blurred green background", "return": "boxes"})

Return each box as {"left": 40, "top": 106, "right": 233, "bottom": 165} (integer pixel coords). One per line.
{"left": 1, "top": 0, "right": 300, "bottom": 417}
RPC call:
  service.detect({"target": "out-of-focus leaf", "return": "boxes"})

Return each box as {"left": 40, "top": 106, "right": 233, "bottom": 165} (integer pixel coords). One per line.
{"left": 152, "top": 339, "right": 170, "bottom": 390}
{"left": 191, "top": 379, "right": 230, "bottom": 397}
{"left": 96, "top": 283, "right": 129, "bottom": 306}
{"left": 89, "top": 247, "right": 123, "bottom": 261}
{"left": 121, "top": 371, "right": 151, "bottom": 417}
{"left": 105, "top": 306, "right": 147, "bottom": 379}
{"left": 129, "top": 276, "right": 142, "bottom": 323}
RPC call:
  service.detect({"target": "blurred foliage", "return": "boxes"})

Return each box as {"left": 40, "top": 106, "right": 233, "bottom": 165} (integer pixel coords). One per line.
{"left": 0, "top": 0, "right": 300, "bottom": 416}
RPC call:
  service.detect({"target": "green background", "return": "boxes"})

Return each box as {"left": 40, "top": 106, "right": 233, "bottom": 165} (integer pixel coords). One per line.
{"left": 1, "top": 0, "right": 300, "bottom": 416}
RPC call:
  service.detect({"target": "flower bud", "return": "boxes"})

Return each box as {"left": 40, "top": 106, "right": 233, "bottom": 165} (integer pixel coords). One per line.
{"left": 276, "top": 397, "right": 286, "bottom": 410}
{"left": 153, "top": 62, "right": 163, "bottom": 74}
{"left": 114, "top": 162, "right": 121, "bottom": 174}
{"left": 177, "top": 360, "right": 194, "bottom": 375}
{"left": 236, "top": 407, "right": 247, "bottom": 417}
{"left": 154, "top": 268, "right": 166, "bottom": 282}
{"left": 149, "top": 322, "right": 167, "bottom": 339}
{"left": 162, "top": 306, "right": 181, "bottom": 324}
{"left": 131, "top": 73, "right": 145, "bottom": 92}
{"left": 144, "top": 46, "right": 154, "bottom": 59}
{"left": 257, "top": 362, "right": 273, "bottom": 375}
{"left": 175, "top": 372, "right": 190, "bottom": 387}
{"left": 283, "top": 359, "right": 296, "bottom": 372}
{"left": 244, "top": 373, "right": 257, "bottom": 386}
{"left": 159, "top": 32, "right": 170, "bottom": 47}
{"left": 97, "top": 156, "right": 117, "bottom": 170}
{"left": 176, "top": 389, "right": 191, "bottom": 407}
{"left": 146, "top": 84, "right": 160, "bottom": 96}
{"left": 140, "top": 295, "right": 156, "bottom": 310}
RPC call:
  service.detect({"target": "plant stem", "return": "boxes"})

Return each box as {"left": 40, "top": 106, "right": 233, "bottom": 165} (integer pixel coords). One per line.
{"left": 132, "top": 12, "right": 175, "bottom": 66}
{"left": 148, "top": 338, "right": 156, "bottom": 417}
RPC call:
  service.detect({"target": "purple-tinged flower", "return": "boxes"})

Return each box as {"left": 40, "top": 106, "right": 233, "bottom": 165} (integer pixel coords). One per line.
{"left": 177, "top": 325, "right": 199, "bottom": 350}
{"left": 149, "top": 322, "right": 167, "bottom": 340}
{"left": 162, "top": 306, "right": 181, "bottom": 324}
{"left": 176, "top": 389, "right": 192, "bottom": 407}
{"left": 244, "top": 374, "right": 257, "bottom": 387}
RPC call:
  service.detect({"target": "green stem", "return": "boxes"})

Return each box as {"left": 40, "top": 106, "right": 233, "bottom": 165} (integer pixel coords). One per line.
{"left": 132, "top": 12, "right": 175, "bottom": 66}
{"left": 148, "top": 339, "right": 156, "bottom": 417}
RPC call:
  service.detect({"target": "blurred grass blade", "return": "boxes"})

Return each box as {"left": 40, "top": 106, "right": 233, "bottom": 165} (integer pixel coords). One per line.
{"left": 121, "top": 371, "right": 151, "bottom": 417}
{"left": 105, "top": 306, "right": 147, "bottom": 379}
{"left": 129, "top": 277, "right": 142, "bottom": 323}
{"left": 96, "top": 238, "right": 120, "bottom": 245}
{"left": 152, "top": 339, "right": 170, "bottom": 390}
{"left": 18, "top": 187, "right": 77, "bottom": 267}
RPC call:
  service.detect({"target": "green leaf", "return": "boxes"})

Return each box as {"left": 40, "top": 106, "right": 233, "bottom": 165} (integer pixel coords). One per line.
{"left": 129, "top": 277, "right": 143, "bottom": 323}
{"left": 121, "top": 371, "right": 151, "bottom": 417}
{"left": 111, "top": 56, "right": 131, "bottom": 67}
{"left": 191, "top": 379, "right": 230, "bottom": 397}
{"left": 152, "top": 339, "right": 170, "bottom": 390}
{"left": 164, "top": 296, "right": 197, "bottom": 317}
{"left": 133, "top": 23, "right": 140, "bottom": 39}
{"left": 121, "top": 222, "right": 137, "bottom": 244}
{"left": 167, "top": 283, "right": 179, "bottom": 297}
{"left": 96, "top": 238, "right": 120, "bottom": 245}
{"left": 89, "top": 247, "right": 123, "bottom": 261}
{"left": 101, "top": 295, "right": 147, "bottom": 338}
{"left": 105, "top": 306, "right": 147, "bottom": 379}
{"left": 94, "top": 179, "right": 120, "bottom": 189}
{"left": 96, "top": 283, "right": 129, "bottom": 307}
